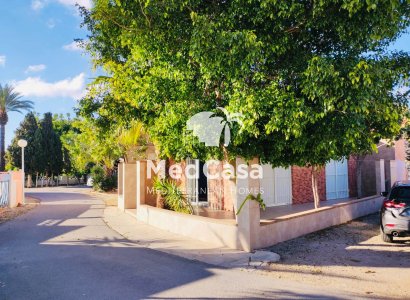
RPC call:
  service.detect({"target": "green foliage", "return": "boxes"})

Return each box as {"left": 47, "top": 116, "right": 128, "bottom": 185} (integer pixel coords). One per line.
{"left": 0, "top": 84, "right": 34, "bottom": 114}
{"left": 79, "top": 0, "right": 410, "bottom": 169}
{"left": 77, "top": 91, "right": 139, "bottom": 134}
{"left": 236, "top": 193, "right": 266, "bottom": 215}
{"left": 7, "top": 112, "right": 71, "bottom": 179}
{"left": 90, "top": 165, "right": 117, "bottom": 192}
{"left": 153, "top": 178, "right": 193, "bottom": 214}
{"left": 117, "top": 120, "right": 150, "bottom": 162}
{"left": 90, "top": 165, "right": 104, "bottom": 182}
{"left": 36, "top": 113, "right": 64, "bottom": 176}
{"left": 62, "top": 118, "right": 123, "bottom": 174}
{"left": 7, "top": 112, "right": 39, "bottom": 174}
{"left": 0, "top": 84, "right": 34, "bottom": 171}
{"left": 52, "top": 113, "right": 73, "bottom": 136}
{"left": 66, "top": 95, "right": 149, "bottom": 171}
{"left": 51, "top": 114, "right": 79, "bottom": 176}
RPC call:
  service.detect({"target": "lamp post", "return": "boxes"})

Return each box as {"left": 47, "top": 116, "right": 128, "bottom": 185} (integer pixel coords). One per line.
{"left": 17, "top": 139, "right": 27, "bottom": 204}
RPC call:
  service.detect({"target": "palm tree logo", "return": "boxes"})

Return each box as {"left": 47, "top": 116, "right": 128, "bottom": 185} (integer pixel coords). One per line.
{"left": 186, "top": 107, "right": 243, "bottom": 147}
{"left": 0, "top": 84, "right": 34, "bottom": 171}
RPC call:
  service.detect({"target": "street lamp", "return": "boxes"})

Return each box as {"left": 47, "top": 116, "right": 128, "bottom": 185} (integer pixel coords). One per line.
{"left": 17, "top": 139, "right": 27, "bottom": 204}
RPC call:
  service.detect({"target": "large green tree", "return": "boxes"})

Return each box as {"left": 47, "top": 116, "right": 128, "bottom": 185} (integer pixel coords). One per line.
{"left": 52, "top": 114, "right": 75, "bottom": 176}
{"left": 80, "top": 1, "right": 410, "bottom": 207}
{"left": 36, "top": 113, "right": 64, "bottom": 177}
{"left": 7, "top": 112, "right": 39, "bottom": 175}
{"left": 0, "top": 84, "right": 34, "bottom": 171}
{"left": 62, "top": 117, "right": 123, "bottom": 176}
{"left": 7, "top": 112, "right": 68, "bottom": 185}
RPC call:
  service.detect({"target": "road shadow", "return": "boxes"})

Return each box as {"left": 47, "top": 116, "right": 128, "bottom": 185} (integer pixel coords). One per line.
{"left": 0, "top": 190, "right": 356, "bottom": 299}
{"left": 0, "top": 194, "right": 216, "bottom": 299}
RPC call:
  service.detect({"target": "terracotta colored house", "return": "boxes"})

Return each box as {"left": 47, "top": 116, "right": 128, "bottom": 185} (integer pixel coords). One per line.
{"left": 118, "top": 140, "right": 408, "bottom": 251}
{"left": 165, "top": 140, "right": 407, "bottom": 212}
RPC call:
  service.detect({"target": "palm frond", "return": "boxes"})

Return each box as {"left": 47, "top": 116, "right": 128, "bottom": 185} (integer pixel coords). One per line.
{"left": 0, "top": 84, "right": 34, "bottom": 113}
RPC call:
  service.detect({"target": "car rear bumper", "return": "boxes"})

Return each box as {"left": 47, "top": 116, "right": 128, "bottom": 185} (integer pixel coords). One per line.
{"left": 382, "top": 220, "right": 410, "bottom": 235}
{"left": 381, "top": 211, "right": 410, "bottom": 236}
{"left": 383, "top": 229, "right": 410, "bottom": 236}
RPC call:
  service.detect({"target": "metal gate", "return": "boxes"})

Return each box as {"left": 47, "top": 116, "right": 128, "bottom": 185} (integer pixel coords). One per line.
{"left": 0, "top": 173, "right": 10, "bottom": 207}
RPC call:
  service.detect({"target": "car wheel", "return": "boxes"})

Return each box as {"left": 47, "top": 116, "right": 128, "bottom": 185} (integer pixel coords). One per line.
{"left": 380, "top": 227, "right": 393, "bottom": 243}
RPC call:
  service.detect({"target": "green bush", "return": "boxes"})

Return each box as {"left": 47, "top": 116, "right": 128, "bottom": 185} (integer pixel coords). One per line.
{"left": 153, "top": 178, "right": 193, "bottom": 214}
{"left": 90, "top": 165, "right": 117, "bottom": 192}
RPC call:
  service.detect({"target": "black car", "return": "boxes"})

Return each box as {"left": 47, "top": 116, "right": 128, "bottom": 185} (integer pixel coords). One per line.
{"left": 380, "top": 181, "right": 410, "bottom": 243}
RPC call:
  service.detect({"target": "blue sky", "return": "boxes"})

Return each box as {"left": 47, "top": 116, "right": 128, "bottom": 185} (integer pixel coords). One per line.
{"left": 0, "top": 0, "right": 93, "bottom": 147}
{"left": 0, "top": 1, "right": 410, "bottom": 149}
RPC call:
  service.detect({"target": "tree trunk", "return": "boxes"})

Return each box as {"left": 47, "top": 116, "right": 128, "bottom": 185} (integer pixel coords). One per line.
{"left": 0, "top": 124, "right": 5, "bottom": 171}
{"left": 27, "top": 174, "right": 33, "bottom": 188}
{"left": 311, "top": 165, "right": 321, "bottom": 209}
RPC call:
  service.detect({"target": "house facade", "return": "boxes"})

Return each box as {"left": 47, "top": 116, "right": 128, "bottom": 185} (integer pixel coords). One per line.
{"left": 118, "top": 140, "right": 408, "bottom": 252}
{"left": 174, "top": 140, "right": 407, "bottom": 211}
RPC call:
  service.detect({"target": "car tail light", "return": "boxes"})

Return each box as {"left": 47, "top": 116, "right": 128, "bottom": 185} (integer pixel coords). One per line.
{"left": 385, "top": 224, "right": 396, "bottom": 228}
{"left": 383, "top": 200, "right": 406, "bottom": 208}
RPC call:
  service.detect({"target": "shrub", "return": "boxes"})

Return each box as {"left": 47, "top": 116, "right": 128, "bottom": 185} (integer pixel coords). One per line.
{"left": 153, "top": 178, "right": 193, "bottom": 214}
{"left": 90, "top": 165, "right": 117, "bottom": 192}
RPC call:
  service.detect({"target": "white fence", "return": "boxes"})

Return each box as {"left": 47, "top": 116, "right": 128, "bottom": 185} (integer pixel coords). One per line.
{"left": 0, "top": 173, "right": 10, "bottom": 207}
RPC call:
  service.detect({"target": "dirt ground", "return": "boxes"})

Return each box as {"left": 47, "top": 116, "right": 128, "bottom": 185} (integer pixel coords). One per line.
{"left": 266, "top": 213, "right": 410, "bottom": 299}
{"left": 0, "top": 197, "right": 39, "bottom": 224}
{"left": 88, "top": 189, "right": 118, "bottom": 206}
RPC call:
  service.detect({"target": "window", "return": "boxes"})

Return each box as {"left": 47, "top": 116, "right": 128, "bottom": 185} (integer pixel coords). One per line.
{"left": 389, "top": 187, "right": 410, "bottom": 204}
{"left": 400, "top": 209, "right": 410, "bottom": 217}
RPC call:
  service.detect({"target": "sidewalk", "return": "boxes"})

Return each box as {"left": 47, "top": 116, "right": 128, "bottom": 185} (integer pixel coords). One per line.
{"left": 103, "top": 206, "right": 279, "bottom": 268}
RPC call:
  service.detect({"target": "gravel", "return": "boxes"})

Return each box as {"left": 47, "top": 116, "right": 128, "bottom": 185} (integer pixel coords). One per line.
{"left": 265, "top": 213, "right": 410, "bottom": 299}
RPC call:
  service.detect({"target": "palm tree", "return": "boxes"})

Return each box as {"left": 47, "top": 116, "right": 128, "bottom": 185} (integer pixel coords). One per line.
{"left": 0, "top": 84, "right": 34, "bottom": 171}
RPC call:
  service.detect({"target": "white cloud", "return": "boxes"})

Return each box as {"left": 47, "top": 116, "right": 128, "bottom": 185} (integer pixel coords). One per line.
{"left": 63, "top": 41, "right": 82, "bottom": 52}
{"left": 31, "top": 0, "right": 46, "bottom": 11}
{"left": 0, "top": 55, "right": 5, "bottom": 67}
{"left": 13, "top": 73, "right": 86, "bottom": 99}
{"left": 25, "top": 64, "right": 46, "bottom": 73}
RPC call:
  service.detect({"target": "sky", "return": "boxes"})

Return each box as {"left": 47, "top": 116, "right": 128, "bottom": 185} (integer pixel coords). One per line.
{"left": 0, "top": 0, "right": 93, "bottom": 147}
{"left": 0, "top": 1, "right": 410, "bottom": 149}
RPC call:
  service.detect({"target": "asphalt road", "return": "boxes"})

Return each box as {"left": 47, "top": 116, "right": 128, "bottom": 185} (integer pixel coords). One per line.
{"left": 0, "top": 188, "right": 363, "bottom": 299}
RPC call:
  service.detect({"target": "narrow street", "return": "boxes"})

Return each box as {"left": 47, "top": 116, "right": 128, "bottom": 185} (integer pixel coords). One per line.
{"left": 0, "top": 188, "right": 363, "bottom": 300}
